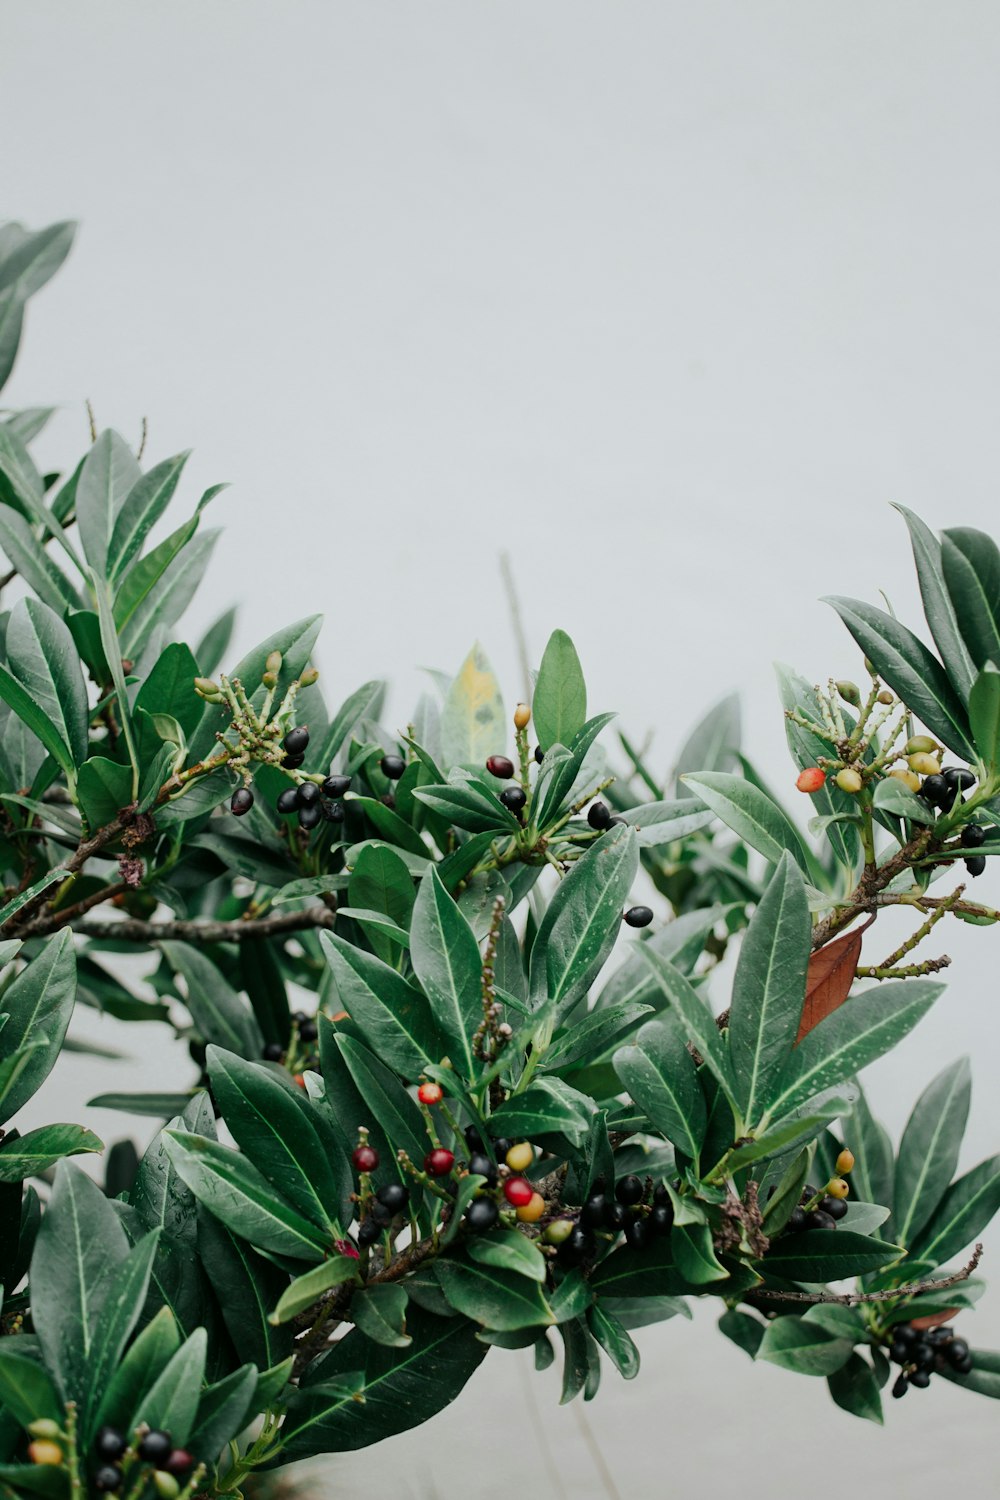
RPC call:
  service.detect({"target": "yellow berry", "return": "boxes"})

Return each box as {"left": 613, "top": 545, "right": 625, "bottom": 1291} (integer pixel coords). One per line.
{"left": 26, "top": 1421, "right": 62, "bottom": 1442}
{"left": 888, "top": 768, "right": 921, "bottom": 793}
{"left": 516, "top": 1191, "right": 546, "bottom": 1223}
{"left": 514, "top": 702, "right": 531, "bottom": 731}
{"left": 826, "top": 1177, "right": 850, "bottom": 1199}
{"left": 836, "top": 768, "right": 863, "bottom": 794}
{"left": 505, "top": 1142, "right": 534, "bottom": 1172}
{"left": 907, "top": 752, "right": 941, "bottom": 776}
{"left": 27, "top": 1441, "right": 63, "bottom": 1467}
{"left": 904, "top": 735, "right": 937, "bottom": 756}
{"left": 836, "top": 1148, "right": 855, "bottom": 1175}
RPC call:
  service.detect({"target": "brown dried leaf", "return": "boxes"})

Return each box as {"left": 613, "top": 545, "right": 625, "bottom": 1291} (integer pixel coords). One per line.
{"left": 797, "top": 921, "right": 870, "bottom": 1041}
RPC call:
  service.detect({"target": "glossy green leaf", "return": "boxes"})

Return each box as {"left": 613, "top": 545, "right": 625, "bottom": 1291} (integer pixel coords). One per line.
{"left": 92, "top": 1305, "right": 181, "bottom": 1438}
{"left": 909, "top": 1154, "right": 1000, "bottom": 1268}
{"left": 334, "top": 1035, "right": 430, "bottom": 1183}
{"left": 728, "top": 852, "right": 811, "bottom": 1125}
{"left": 0, "top": 930, "right": 76, "bottom": 1122}
{"left": 0, "top": 1124, "right": 102, "bottom": 1182}
{"left": 824, "top": 596, "right": 974, "bottom": 758}
{"left": 75, "top": 430, "right": 142, "bottom": 575}
{"left": 533, "top": 629, "right": 586, "bottom": 750}
{"left": 136, "top": 1328, "right": 206, "bottom": 1447}
{"left": 680, "top": 772, "right": 807, "bottom": 871}
{"left": 0, "top": 1347, "right": 63, "bottom": 1429}
{"left": 196, "top": 1207, "right": 294, "bottom": 1371}
{"left": 187, "top": 1362, "right": 258, "bottom": 1465}
{"left": 613, "top": 1016, "right": 706, "bottom": 1160}
{"left": 528, "top": 824, "right": 638, "bottom": 1015}
{"left": 756, "top": 1309, "right": 856, "bottom": 1376}
{"left": 434, "top": 1253, "right": 554, "bottom": 1330}
{"left": 892, "top": 1057, "right": 971, "bottom": 1248}
{"left": 162, "top": 1132, "right": 329, "bottom": 1262}
{"left": 588, "top": 1303, "right": 640, "bottom": 1379}
{"left": 969, "top": 664, "right": 1000, "bottom": 771}
{"left": 408, "top": 867, "right": 481, "bottom": 1077}
{"left": 352, "top": 1284, "right": 411, "bottom": 1348}
{"left": 547, "top": 1000, "right": 653, "bottom": 1072}
{"left": 160, "top": 943, "right": 262, "bottom": 1059}
{"left": 871, "top": 777, "right": 935, "bottom": 824}
{"left": 941, "top": 527, "right": 1000, "bottom": 672}
{"left": 764, "top": 980, "right": 942, "bottom": 1127}
{"left": 488, "top": 1077, "right": 596, "bottom": 1146}
{"left": 79, "top": 1229, "right": 161, "bottom": 1439}
{"left": 637, "top": 946, "right": 739, "bottom": 1110}
{"left": 672, "top": 1222, "right": 727, "bottom": 1284}
{"left": 321, "top": 932, "right": 444, "bottom": 1079}
{"left": 107, "top": 450, "right": 190, "bottom": 579}
{"left": 270, "top": 1256, "right": 361, "bottom": 1325}
{"left": 467, "top": 1229, "right": 547, "bottom": 1284}
{"left": 718, "top": 1309, "right": 765, "bottom": 1359}
{"left": 893, "top": 504, "right": 977, "bottom": 700}
{"left": 758, "top": 1230, "right": 900, "bottom": 1281}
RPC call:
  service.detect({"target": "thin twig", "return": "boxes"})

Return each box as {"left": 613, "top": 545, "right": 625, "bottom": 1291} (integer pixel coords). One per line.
{"left": 751, "top": 1243, "right": 983, "bottom": 1306}
{"left": 71, "top": 906, "right": 338, "bottom": 945}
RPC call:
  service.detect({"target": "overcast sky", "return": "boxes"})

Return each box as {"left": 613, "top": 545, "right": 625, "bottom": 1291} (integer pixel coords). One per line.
{"left": 4, "top": 5, "right": 1000, "bottom": 1494}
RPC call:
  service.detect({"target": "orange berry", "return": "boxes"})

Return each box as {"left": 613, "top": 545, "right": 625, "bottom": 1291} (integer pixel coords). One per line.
{"left": 516, "top": 1191, "right": 546, "bottom": 1223}
{"left": 28, "top": 1442, "right": 63, "bottom": 1467}
{"left": 836, "top": 1148, "right": 855, "bottom": 1175}
{"left": 514, "top": 702, "right": 531, "bottom": 730}
{"left": 418, "top": 1081, "right": 444, "bottom": 1105}
{"left": 796, "top": 767, "right": 826, "bottom": 793}
{"left": 826, "top": 1177, "right": 850, "bottom": 1199}
{"left": 293, "top": 1073, "right": 306, "bottom": 1089}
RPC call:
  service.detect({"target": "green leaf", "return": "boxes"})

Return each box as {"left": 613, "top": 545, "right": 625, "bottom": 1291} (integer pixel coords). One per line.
{"left": 7, "top": 597, "right": 88, "bottom": 769}
{"left": 938, "top": 1347, "right": 1000, "bottom": 1399}
{"left": 557, "top": 1318, "right": 601, "bottom": 1403}
{"left": 0, "top": 1347, "right": 63, "bottom": 1429}
{"left": 969, "top": 664, "right": 1000, "bottom": 772}
{"left": 718, "top": 1308, "right": 765, "bottom": 1359}
{"left": 761, "top": 1147, "right": 815, "bottom": 1236}
{"left": 195, "top": 1208, "right": 294, "bottom": 1371}
{"left": 0, "top": 504, "right": 80, "bottom": 614}
{"left": 893, "top": 505, "right": 977, "bottom": 700}
{"left": 440, "top": 643, "right": 505, "bottom": 769}
{"left": 118, "top": 525, "right": 220, "bottom": 658}
{"left": 673, "top": 692, "right": 741, "bottom": 796}
{"left": 162, "top": 1132, "right": 329, "bottom": 1262}
{"left": 827, "top": 1352, "right": 884, "bottom": 1423}
{"left": 348, "top": 842, "right": 414, "bottom": 943}
{"left": 0, "top": 930, "right": 76, "bottom": 1122}
{"left": 618, "top": 799, "right": 715, "bottom": 847}
{"left": 0, "top": 874, "right": 66, "bottom": 930}
{"left": 281, "top": 1307, "right": 485, "bottom": 1461}
{"left": 160, "top": 943, "right": 262, "bottom": 1059}
{"left": 76, "top": 756, "right": 133, "bottom": 830}
{"left": 320, "top": 932, "right": 444, "bottom": 1080}
{"left": 636, "top": 946, "right": 739, "bottom": 1111}
{"left": 187, "top": 1363, "right": 258, "bottom": 1465}
{"left": 756, "top": 1309, "right": 856, "bottom": 1376}
{"left": 758, "top": 1230, "right": 900, "bottom": 1281}
{"left": 763, "top": 980, "right": 943, "bottom": 1126}
{"left": 488, "top": 1078, "right": 596, "bottom": 1147}
{"left": 909, "top": 1154, "right": 1000, "bottom": 1268}
{"left": 680, "top": 772, "right": 808, "bottom": 871}
{"left": 467, "top": 1229, "right": 548, "bottom": 1283}
{"left": 528, "top": 824, "right": 638, "bottom": 1015}
{"left": 0, "top": 1124, "right": 102, "bottom": 1182}
{"left": 207, "top": 1047, "right": 342, "bottom": 1232}
{"left": 352, "top": 1284, "right": 411, "bottom": 1348}
{"left": 75, "top": 430, "right": 141, "bottom": 576}
{"left": 134, "top": 641, "right": 204, "bottom": 740}
{"left": 940, "top": 527, "right": 1000, "bottom": 672}
{"left": 408, "top": 866, "right": 481, "bottom": 1078}
{"left": 92, "top": 1305, "right": 181, "bottom": 1439}
{"left": 892, "top": 1057, "right": 971, "bottom": 1248}
{"left": 728, "top": 852, "right": 811, "bottom": 1125}
{"left": 434, "top": 1252, "right": 554, "bottom": 1330}
{"left": 587, "top": 1303, "right": 640, "bottom": 1380}
{"left": 412, "top": 774, "right": 516, "bottom": 835}
{"left": 871, "top": 777, "right": 935, "bottom": 824}
{"left": 79, "top": 1229, "right": 161, "bottom": 1440}
{"left": 29, "top": 1162, "right": 131, "bottom": 1404}
{"left": 613, "top": 1016, "right": 706, "bottom": 1160}
{"left": 0, "top": 221, "right": 75, "bottom": 393}
{"left": 107, "top": 450, "right": 191, "bottom": 580}
{"left": 0, "top": 662, "right": 75, "bottom": 782}
{"left": 136, "top": 1328, "right": 206, "bottom": 1447}
{"left": 671, "top": 1222, "right": 727, "bottom": 1284}
{"left": 195, "top": 605, "right": 237, "bottom": 678}
{"left": 824, "top": 596, "right": 974, "bottom": 758}
{"left": 547, "top": 1000, "right": 653, "bottom": 1072}
{"left": 533, "top": 629, "right": 587, "bottom": 750}
{"left": 334, "top": 1035, "right": 430, "bottom": 1185}
{"left": 270, "top": 1256, "right": 361, "bottom": 1325}
{"left": 845, "top": 1083, "right": 895, "bottom": 1213}
{"left": 317, "top": 678, "right": 386, "bottom": 770}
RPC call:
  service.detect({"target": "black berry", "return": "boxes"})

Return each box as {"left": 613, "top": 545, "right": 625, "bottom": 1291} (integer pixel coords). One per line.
{"left": 357, "top": 1217, "right": 381, "bottom": 1247}
{"left": 376, "top": 1182, "right": 410, "bottom": 1213}
{"left": 465, "top": 1198, "right": 499, "bottom": 1232}
{"left": 580, "top": 1194, "right": 606, "bottom": 1228}
{"left": 588, "top": 801, "right": 612, "bottom": 829}
{"left": 490, "top": 1137, "right": 513, "bottom": 1160}
{"left": 95, "top": 1466, "right": 123, "bottom": 1492}
{"left": 299, "top": 1020, "right": 318, "bottom": 1043}
{"left": 276, "top": 787, "right": 299, "bottom": 814}
{"left": 624, "top": 905, "right": 653, "bottom": 928}
{"left": 262, "top": 1042, "right": 284, "bottom": 1062}
{"left": 624, "top": 1214, "right": 650, "bottom": 1251}
{"left": 371, "top": 1198, "right": 394, "bottom": 1226}
{"left": 652, "top": 1182, "right": 671, "bottom": 1205}
{"left": 890, "top": 1338, "right": 911, "bottom": 1364}
{"left": 908, "top": 1368, "right": 931, "bottom": 1389}
{"left": 464, "top": 1124, "right": 484, "bottom": 1151}
{"left": 283, "top": 752, "right": 305, "bottom": 770}
{"left": 891, "top": 1373, "right": 909, "bottom": 1399}
{"left": 943, "top": 766, "right": 976, "bottom": 791}
{"left": 805, "top": 1209, "right": 837, "bottom": 1231}
{"left": 298, "top": 803, "right": 321, "bottom": 831}
{"left": 965, "top": 855, "right": 987, "bottom": 877}
{"left": 297, "top": 781, "right": 320, "bottom": 807}
{"left": 138, "top": 1432, "right": 173, "bottom": 1465}
{"left": 322, "top": 775, "right": 351, "bottom": 797}
{"left": 615, "top": 1174, "right": 643, "bottom": 1205}
{"left": 820, "top": 1194, "right": 848, "bottom": 1221}
{"left": 380, "top": 754, "right": 406, "bottom": 780}
{"left": 486, "top": 755, "right": 515, "bottom": 779}
{"left": 534, "top": 745, "right": 544, "bottom": 764}
{"left": 912, "top": 1340, "right": 935, "bottom": 1371}
{"left": 467, "top": 1152, "right": 498, "bottom": 1183}
{"left": 230, "top": 787, "right": 254, "bottom": 816}
{"left": 603, "top": 1200, "right": 626, "bottom": 1230}
{"left": 947, "top": 1337, "right": 970, "bottom": 1365}
{"left": 499, "top": 786, "right": 526, "bottom": 814}
{"left": 893, "top": 1324, "right": 917, "bottom": 1349}
{"left": 650, "top": 1202, "right": 674, "bottom": 1234}
{"left": 920, "top": 774, "right": 949, "bottom": 807}
{"left": 323, "top": 799, "right": 346, "bottom": 822}
{"left": 558, "top": 1225, "right": 595, "bottom": 1266}
{"left": 283, "top": 727, "right": 310, "bottom": 757}
{"left": 95, "top": 1429, "right": 127, "bottom": 1462}
{"left": 961, "top": 824, "right": 987, "bottom": 847}
{"left": 952, "top": 1351, "right": 974, "bottom": 1375}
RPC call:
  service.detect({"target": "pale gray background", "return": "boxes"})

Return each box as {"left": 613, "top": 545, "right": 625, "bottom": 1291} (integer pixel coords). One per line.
{"left": 3, "top": 3, "right": 1000, "bottom": 1495}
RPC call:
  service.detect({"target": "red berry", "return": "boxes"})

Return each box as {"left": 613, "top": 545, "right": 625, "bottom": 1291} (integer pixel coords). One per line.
{"left": 418, "top": 1081, "right": 444, "bottom": 1105}
{"left": 796, "top": 767, "right": 826, "bottom": 793}
{"left": 293, "top": 1073, "right": 306, "bottom": 1089}
{"left": 164, "top": 1452, "right": 194, "bottom": 1478}
{"left": 486, "top": 754, "right": 515, "bottom": 779}
{"left": 352, "top": 1145, "right": 379, "bottom": 1172}
{"left": 423, "top": 1148, "right": 455, "bottom": 1177}
{"left": 503, "top": 1175, "right": 534, "bottom": 1208}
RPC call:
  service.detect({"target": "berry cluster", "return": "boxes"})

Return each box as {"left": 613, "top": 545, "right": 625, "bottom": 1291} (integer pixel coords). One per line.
{"left": 557, "top": 1175, "right": 675, "bottom": 1266}
{"left": 91, "top": 1425, "right": 192, "bottom": 1497}
{"left": 889, "top": 1323, "right": 973, "bottom": 1397}
{"left": 350, "top": 1141, "right": 413, "bottom": 1247}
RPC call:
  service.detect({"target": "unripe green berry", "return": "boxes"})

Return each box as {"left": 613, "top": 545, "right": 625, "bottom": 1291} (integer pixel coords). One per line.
{"left": 265, "top": 650, "right": 283, "bottom": 675}
{"left": 835, "top": 680, "right": 860, "bottom": 705}
{"left": 904, "top": 735, "right": 937, "bottom": 756}
{"left": 836, "top": 768, "right": 863, "bottom": 794}
{"left": 27, "top": 1420, "right": 62, "bottom": 1441}
{"left": 908, "top": 752, "right": 941, "bottom": 776}
{"left": 153, "top": 1472, "right": 181, "bottom": 1500}
{"left": 542, "top": 1217, "right": 575, "bottom": 1245}
{"left": 299, "top": 667, "right": 320, "bottom": 687}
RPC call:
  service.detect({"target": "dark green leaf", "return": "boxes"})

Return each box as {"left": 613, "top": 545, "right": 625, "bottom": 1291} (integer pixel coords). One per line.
{"left": 408, "top": 866, "right": 482, "bottom": 1077}
{"left": 533, "top": 629, "right": 586, "bottom": 750}
{"left": 160, "top": 943, "right": 262, "bottom": 1059}
{"left": 892, "top": 1057, "right": 971, "bottom": 1248}
{"left": 587, "top": 1303, "right": 640, "bottom": 1379}
{"left": 0, "top": 930, "right": 76, "bottom": 1122}
{"left": 680, "top": 772, "right": 808, "bottom": 871}
{"left": 352, "top": 1284, "right": 411, "bottom": 1348}
{"left": 321, "top": 932, "right": 444, "bottom": 1079}
{"left": 434, "top": 1253, "right": 554, "bottom": 1330}
{"left": 893, "top": 505, "right": 977, "bottom": 699}
{"left": 909, "top": 1154, "right": 1000, "bottom": 1268}
{"left": 0, "top": 1124, "right": 102, "bottom": 1182}
{"left": 107, "top": 451, "right": 191, "bottom": 580}
{"left": 613, "top": 1016, "right": 706, "bottom": 1160}
{"left": 758, "top": 1230, "right": 900, "bottom": 1281}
